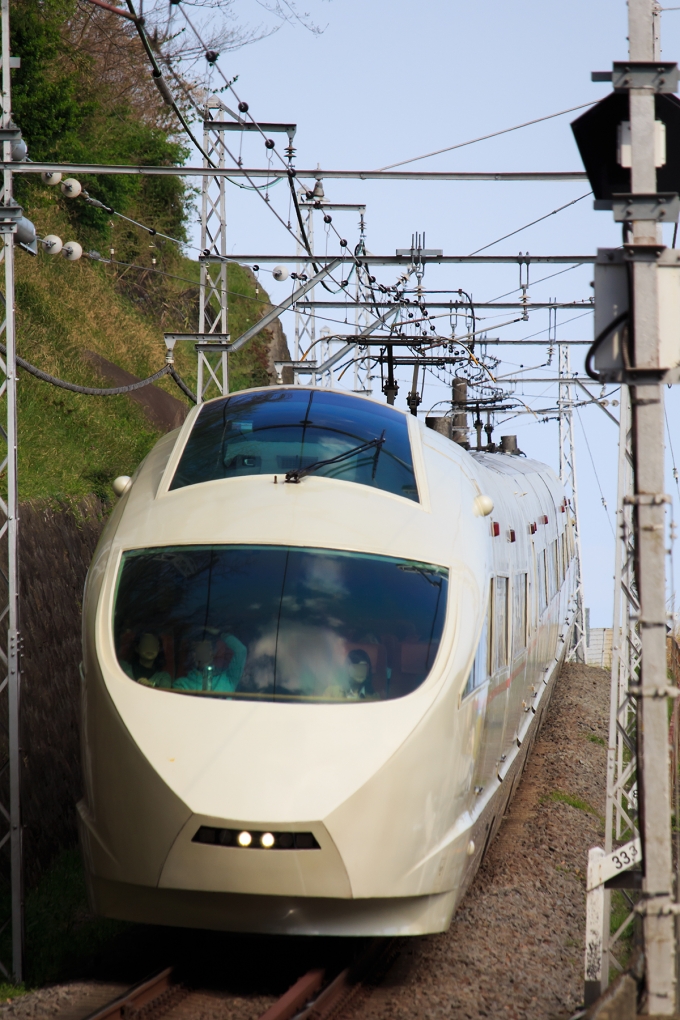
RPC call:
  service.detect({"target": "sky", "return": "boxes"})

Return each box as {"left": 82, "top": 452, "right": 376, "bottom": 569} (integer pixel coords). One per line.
{"left": 169, "top": 0, "right": 680, "bottom": 628}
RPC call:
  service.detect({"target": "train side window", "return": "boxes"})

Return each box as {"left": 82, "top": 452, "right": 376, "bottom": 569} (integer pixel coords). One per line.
{"left": 546, "top": 541, "right": 555, "bottom": 600}
{"left": 492, "top": 576, "right": 509, "bottom": 672}
{"left": 462, "top": 605, "right": 489, "bottom": 699}
{"left": 512, "top": 573, "right": 527, "bottom": 655}
{"left": 538, "top": 549, "right": 547, "bottom": 616}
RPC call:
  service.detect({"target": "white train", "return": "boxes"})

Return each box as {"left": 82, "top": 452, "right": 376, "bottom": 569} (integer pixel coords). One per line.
{"left": 78, "top": 385, "right": 577, "bottom": 937}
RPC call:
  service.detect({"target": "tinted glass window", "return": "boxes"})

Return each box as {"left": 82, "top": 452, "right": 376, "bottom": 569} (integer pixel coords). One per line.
{"left": 113, "top": 545, "right": 448, "bottom": 702}
{"left": 512, "top": 573, "right": 527, "bottom": 654}
{"left": 462, "top": 601, "right": 489, "bottom": 700}
{"left": 492, "top": 576, "right": 508, "bottom": 672}
{"left": 170, "top": 389, "right": 418, "bottom": 502}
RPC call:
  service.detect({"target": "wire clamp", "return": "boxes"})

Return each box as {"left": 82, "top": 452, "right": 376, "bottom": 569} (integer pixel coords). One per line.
{"left": 628, "top": 684, "right": 680, "bottom": 699}
{"left": 634, "top": 898, "right": 680, "bottom": 917}
{"left": 623, "top": 493, "right": 671, "bottom": 505}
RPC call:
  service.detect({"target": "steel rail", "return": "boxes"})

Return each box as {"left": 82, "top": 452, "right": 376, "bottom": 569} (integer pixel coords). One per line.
{"left": 82, "top": 967, "right": 180, "bottom": 1020}
{"left": 3, "top": 162, "right": 589, "bottom": 182}
{"left": 81, "top": 938, "right": 398, "bottom": 1020}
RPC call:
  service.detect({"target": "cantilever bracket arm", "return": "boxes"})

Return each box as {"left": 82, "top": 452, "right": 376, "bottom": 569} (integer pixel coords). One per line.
{"left": 573, "top": 378, "right": 619, "bottom": 426}
{"left": 311, "top": 307, "right": 401, "bottom": 376}
{"left": 230, "top": 257, "right": 344, "bottom": 352}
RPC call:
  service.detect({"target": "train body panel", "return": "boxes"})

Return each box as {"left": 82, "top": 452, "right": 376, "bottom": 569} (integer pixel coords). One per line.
{"left": 79, "top": 385, "right": 576, "bottom": 935}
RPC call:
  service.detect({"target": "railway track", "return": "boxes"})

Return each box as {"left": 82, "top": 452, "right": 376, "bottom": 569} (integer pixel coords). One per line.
{"left": 82, "top": 938, "right": 399, "bottom": 1020}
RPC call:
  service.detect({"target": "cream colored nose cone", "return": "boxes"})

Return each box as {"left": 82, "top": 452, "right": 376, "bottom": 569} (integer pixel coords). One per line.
{"left": 467, "top": 840, "right": 475, "bottom": 856}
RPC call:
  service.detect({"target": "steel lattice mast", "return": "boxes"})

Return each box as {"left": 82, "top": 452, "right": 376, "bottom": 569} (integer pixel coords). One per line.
{"left": 197, "top": 98, "right": 229, "bottom": 402}
{"left": 557, "top": 343, "right": 586, "bottom": 663}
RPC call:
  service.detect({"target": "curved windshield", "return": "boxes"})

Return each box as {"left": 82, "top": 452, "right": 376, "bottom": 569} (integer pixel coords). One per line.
{"left": 113, "top": 545, "right": 448, "bottom": 702}
{"left": 169, "top": 389, "right": 418, "bottom": 502}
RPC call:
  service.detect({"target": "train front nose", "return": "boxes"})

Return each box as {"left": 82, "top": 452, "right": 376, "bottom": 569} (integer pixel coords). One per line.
{"left": 158, "top": 815, "right": 352, "bottom": 897}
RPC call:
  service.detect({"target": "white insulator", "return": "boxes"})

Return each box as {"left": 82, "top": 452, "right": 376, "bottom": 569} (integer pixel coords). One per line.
{"left": 112, "top": 475, "right": 132, "bottom": 497}
{"left": 10, "top": 139, "right": 27, "bottom": 162}
{"left": 473, "top": 494, "right": 494, "bottom": 517}
{"left": 272, "top": 265, "right": 289, "bottom": 282}
{"left": 62, "top": 241, "right": 83, "bottom": 261}
{"left": 42, "top": 235, "right": 63, "bottom": 255}
{"left": 60, "top": 178, "right": 82, "bottom": 198}
{"left": 41, "top": 171, "right": 62, "bottom": 186}
{"left": 14, "top": 217, "right": 36, "bottom": 245}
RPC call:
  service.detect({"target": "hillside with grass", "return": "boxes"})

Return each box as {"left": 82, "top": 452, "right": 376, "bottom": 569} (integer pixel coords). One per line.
{"left": 10, "top": 0, "right": 288, "bottom": 500}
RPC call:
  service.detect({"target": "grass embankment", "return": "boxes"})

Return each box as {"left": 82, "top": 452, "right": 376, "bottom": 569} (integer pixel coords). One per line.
{"left": 14, "top": 203, "right": 276, "bottom": 500}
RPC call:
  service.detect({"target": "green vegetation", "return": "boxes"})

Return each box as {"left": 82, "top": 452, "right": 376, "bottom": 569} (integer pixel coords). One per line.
{"left": 0, "top": 849, "right": 129, "bottom": 993}
{"left": 544, "top": 790, "right": 605, "bottom": 824}
{"left": 586, "top": 732, "right": 607, "bottom": 747}
{"left": 6, "top": 1, "right": 283, "bottom": 500}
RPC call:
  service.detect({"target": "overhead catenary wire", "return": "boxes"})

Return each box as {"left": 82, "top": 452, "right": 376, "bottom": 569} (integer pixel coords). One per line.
{"left": 120, "top": 0, "right": 305, "bottom": 250}
{"left": 375, "top": 101, "right": 597, "bottom": 172}
{"left": 575, "top": 406, "right": 615, "bottom": 537}
{"left": 468, "top": 193, "right": 591, "bottom": 256}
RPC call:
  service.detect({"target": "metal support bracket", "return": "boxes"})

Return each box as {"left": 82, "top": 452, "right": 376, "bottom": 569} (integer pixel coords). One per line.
{"left": 628, "top": 684, "right": 680, "bottom": 698}
{"left": 0, "top": 199, "right": 21, "bottom": 234}
{"left": 611, "top": 193, "right": 680, "bottom": 222}
{"left": 273, "top": 360, "right": 318, "bottom": 384}
{"left": 623, "top": 493, "right": 671, "bottom": 505}
{"left": 634, "top": 900, "right": 680, "bottom": 916}
{"left": 601, "top": 61, "right": 680, "bottom": 92}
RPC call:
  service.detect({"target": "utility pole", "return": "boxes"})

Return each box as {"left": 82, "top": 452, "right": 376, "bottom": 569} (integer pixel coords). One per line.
{"left": 628, "top": 0, "right": 676, "bottom": 1011}
{"left": 0, "top": 0, "right": 23, "bottom": 982}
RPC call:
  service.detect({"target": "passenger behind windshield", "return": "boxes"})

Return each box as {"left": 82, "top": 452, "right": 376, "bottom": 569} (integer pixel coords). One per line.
{"left": 114, "top": 546, "right": 448, "bottom": 703}
{"left": 175, "top": 631, "right": 247, "bottom": 693}
{"left": 325, "top": 649, "right": 374, "bottom": 700}
{"left": 120, "top": 632, "right": 172, "bottom": 689}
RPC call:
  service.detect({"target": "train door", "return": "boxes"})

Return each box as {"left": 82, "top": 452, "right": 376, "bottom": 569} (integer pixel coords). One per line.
{"left": 503, "top": 573, "right": 529, "bottom": 759}
{"left": 472, "top": 576, "right": 510, "bottom": 795}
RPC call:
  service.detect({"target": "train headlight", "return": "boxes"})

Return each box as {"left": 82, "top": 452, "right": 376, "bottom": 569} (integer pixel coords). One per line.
{"left": 237, "top": 831, "right": 252, "bottom": 847}
{"left": 260, "top": 832, "right": 275, "bottom": 848}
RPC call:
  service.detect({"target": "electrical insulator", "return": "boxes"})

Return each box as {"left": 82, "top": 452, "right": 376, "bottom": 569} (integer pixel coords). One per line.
{"left": 339, "top": 239, "right": 347, "bottom": 248}
{"left": 42, "top": 235, "right": 63, "bottom": 254}
{"left": 62, "top": 241, "right": 83, "bottom": 261}
{"left": 265, "top": 139, "right": 275, "bottom": 149}
{"left": 41, "top": 171, "right": 62, "bottom": 186}
{"left": 205, "top": 51, "right": 219, "bottom": 64}
{"left": 10, "top": 140, "right": 27, "bottom": 162}
{"left": 238, "top": 101, "right": 249, "bottom": 113}
{"left": 323, "top": 214, "right": 332, "bottom": 224}
{"left": 312, "top": 180, "right": 324, "bottom": 199}
{"left": 14, "top": 217, "right": 36, "bottom": 245}
{"left": 61, "top": 178, "right": 82, "bottom": 198}
{"left": 272, "top": 266, "right": 289, "bottom": 282}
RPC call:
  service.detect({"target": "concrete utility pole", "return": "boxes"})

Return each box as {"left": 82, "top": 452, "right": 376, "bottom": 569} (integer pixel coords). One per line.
{"left": 0, "top": 0, "right": 23, "bottom": 982}
{"left": 628, "top": 0, "right": 676, "bottom": 1011}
